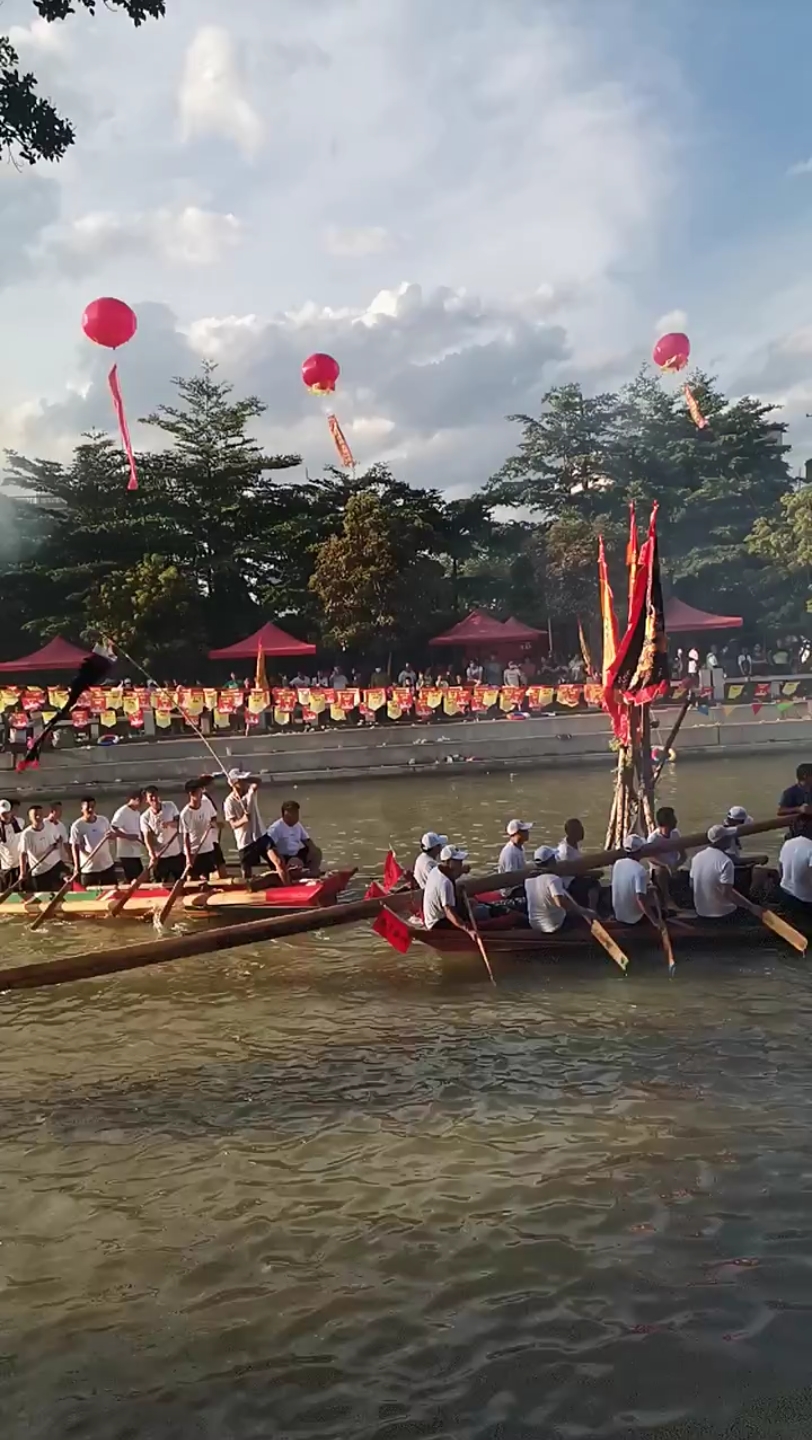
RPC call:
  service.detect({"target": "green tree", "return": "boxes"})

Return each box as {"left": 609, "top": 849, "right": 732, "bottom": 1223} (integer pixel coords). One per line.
{"left": 309, "top": 491, "right": 448, "bottom": 654}
{"left": 1, "top": 2, "right": 165, "bottom": 164}
{"left": 87, "top": 554, "right": 205, "bottom": 673}
{"left": 488, "top": 384, "right": 625, "bottom": 519}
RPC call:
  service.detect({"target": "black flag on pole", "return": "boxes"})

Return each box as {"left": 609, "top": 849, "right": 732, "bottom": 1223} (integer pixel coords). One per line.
{"left": 17, "top": 641, "right": 117, "bottom": 770}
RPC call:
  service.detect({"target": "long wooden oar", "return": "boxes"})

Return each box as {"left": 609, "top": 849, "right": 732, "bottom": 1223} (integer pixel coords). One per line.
{"left": 462, "top": 892, "right": 497, "bottom": 987}
{"left": 107, "top": 833, "right": 179, "bottom": 918}
{"left": 29, "top": 829, "right": 114, "bottom": 932}
{"left": 650, "top": 893, "right": 676, "bottom": 975}
{"left": 0, "top": 837, "right": 61, "bottom": 905}
{"left": 155, "top": 829, "right": 212, "bottom": 929}
{"left": 587, "top": 917, "right": 629, "bottom": 973}
{"left": 732, "top": 890, "right": 807, "bottom": 954}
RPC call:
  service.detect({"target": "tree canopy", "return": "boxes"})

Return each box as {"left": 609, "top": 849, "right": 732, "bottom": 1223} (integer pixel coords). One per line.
{"left": 1, "top": 1, "right": 165, "bottom": 164}
{"left": 0, "top": 359, "right": 807, "bottom": 673}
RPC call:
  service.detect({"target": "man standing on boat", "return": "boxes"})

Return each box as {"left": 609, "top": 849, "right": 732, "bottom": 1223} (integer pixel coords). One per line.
{"left": 526, "top": 845, "right": 596, "bottom": 933}
{"left": 779, "top": 764, "right": 812, "bottom": 818}
{"left": 224, "top": 770, "right": 285, "bottom": 882}
{"left": 111, "top": 790, "right": 145, "bottom": 882}
{"left": 180, "top": 784, "right": 220, "bottom": 881}
{"left": 70, "top": 797, "right": 117, "bottom": 888}
{"left": 140, "top": 788, "right": 184, "bottom": 884}
{"left": 422, "top": 846, "right": 476, "bottom": 935}
{"left": 19, "top": 804, "right": 64, "bottom": 893}
{"left": 413, "top": 832, "right": 448, "bottom": 889}
{"left": 0, "top": 798, "right": 22, "bottom": 891}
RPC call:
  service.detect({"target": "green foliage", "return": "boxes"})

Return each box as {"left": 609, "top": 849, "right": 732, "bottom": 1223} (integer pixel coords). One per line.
{"left": 308, "top": 491, "right": 449, "bottom": 654}
{"left": 87, "top": 554, "right": 204, "bottom": 672}
{"left": 1, "top": 1, "right": 165, "bottom": 164}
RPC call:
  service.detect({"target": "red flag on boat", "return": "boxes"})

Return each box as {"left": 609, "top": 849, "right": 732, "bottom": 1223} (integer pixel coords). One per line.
{"left": 364, "top": 880, "right": 386, "bottom": 899}
{"left": 383, "top": 850, "right": 406, "bottom": 891}
{"left": 372, "top": 907, "right": 413, "bottom": 954}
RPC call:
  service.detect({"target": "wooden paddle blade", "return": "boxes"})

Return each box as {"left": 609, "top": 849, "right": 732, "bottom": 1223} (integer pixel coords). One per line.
{"left": 759, "top": 907, "right": 807, "bottom": 954}
{"left": 28, "top": 878, "right": 72, "bottom": 931}
{"left": 660, "top": 923, "right": 676, "bottom": 973}
{"left": 590, "top": 919, "right": 629, "bottom": 972}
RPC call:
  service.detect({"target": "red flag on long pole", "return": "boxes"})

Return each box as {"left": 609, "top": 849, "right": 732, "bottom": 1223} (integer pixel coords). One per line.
{"left": 108, "top": 364, "right": 138, "bottom": 492}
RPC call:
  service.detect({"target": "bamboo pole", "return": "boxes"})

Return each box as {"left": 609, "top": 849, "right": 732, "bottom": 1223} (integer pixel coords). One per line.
{"left": 652, "top": 694, "right": 693, "bottom": 786}
{"left": 0, "top": 812, "right": 800, "bottom": 995}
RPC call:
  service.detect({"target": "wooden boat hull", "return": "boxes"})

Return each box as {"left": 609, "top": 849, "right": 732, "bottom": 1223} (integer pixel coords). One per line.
{"left": 0, "top": 869, "right": 357, "bottom": 921}
{"left": 410, "top": 909, "right": 809, "bottom": 959}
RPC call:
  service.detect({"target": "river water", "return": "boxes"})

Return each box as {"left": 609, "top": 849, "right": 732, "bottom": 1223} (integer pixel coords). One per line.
{"left": 4, "top": 753, "right": 812, "bottom": 1439}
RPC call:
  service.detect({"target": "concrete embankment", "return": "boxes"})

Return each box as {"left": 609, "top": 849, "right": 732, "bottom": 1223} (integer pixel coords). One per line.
{"left": 4, "top": 702, "right": 811, "bottom": 799}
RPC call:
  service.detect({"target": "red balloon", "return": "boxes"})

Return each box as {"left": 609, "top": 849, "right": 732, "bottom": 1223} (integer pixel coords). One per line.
{"left": 302, "top": 352, "right": 340, "bottom": 395}
{"left": 82, "top": 297, "right": 137, "bottom": 350}
{"left": 653, "top": 331, "right": 690, "bottom": 373}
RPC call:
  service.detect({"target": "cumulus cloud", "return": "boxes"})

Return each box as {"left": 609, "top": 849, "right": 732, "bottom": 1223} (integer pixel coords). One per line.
{"left": 178, "top": 26, "right": 263, "bottom": 157}
{"left": 35, "top": 206, "right": 241, "bottom": 272}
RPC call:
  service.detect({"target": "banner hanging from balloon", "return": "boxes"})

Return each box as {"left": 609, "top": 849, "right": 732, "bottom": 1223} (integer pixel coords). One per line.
{"left": 302, "top": 352, "right": 356, "bottom": 470}
{"left": 82, "top": 296, "right": 139, "bottom": 491}
{"left": 327, "top": 412, "right": 355, "bottom": 468}
{"left": 652, "top": 328, "right": 708, "bottom": 431}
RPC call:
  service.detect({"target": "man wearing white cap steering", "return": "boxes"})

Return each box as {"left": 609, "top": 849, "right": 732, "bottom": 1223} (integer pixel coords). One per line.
{"left": 413, "top": 832, "right": 448, "bottom": 889}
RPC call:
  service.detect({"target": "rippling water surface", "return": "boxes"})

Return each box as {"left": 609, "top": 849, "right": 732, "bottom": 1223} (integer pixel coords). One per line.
{"left": 4, "top": 754, "right": 812, "bottom": 1438}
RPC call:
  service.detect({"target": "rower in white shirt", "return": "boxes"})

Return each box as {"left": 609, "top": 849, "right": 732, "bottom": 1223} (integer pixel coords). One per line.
{"left": 43, "top": 801, "right": 70, "bottom": 877}
{"left": 689, "top": 825, "right": 738, "bottom": 921}
{"left": 422, "top": 847, "right": 474, "bottom": 933}
{"left": 266, "top": 800, "right": 323, "bottom": 880}
{"left": 111, "top": 790, "right": 145, "bottom": 882}
{"left": 498, "top": 819, "right": 533, "bottom": 895}
{"left": 19, "top": 804, "right": 65, "bottom": 893}
{"left": 611, "top": 835, "right": 660, "bottom": 927}
{"left": 525, "top": 845, "right": 595, "bottom": 933}
{"left": 180, "top": 783, "right": 220, "bottom": 881}
{"left": 413, "top": 832, "right": 448, "bottom": 889}
{"left": 555, "top": 817, "right": 600, "bottom": 909}
{"left": 778, "top": 818, "right": 812, "bottom": 916}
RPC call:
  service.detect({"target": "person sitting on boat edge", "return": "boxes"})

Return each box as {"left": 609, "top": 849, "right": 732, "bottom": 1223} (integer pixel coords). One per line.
{"left": 611, "top": 836, "right": 661, "bottom": 928}
{"left": 556, "top": 818, "right": 600, "bottom": 910}
{"left": 413, "top": 832, "right": 448, "bottom": 889}
{"left": 19, "top": 804, "right": 64, "bottom": 893}
{"left": 266, "top": 800, "right": 323, "bottom": 881}
{"left": 498, "top": 819, "right": 533, "bottom": 896}
{"left": 723, "top": 804, "right": 767, "bottom": 897}
{"left": 422, "top": 846, "right": 476, "bottom": 935}
{"left": 777, "top": 817, "right": 812, "bottom": 917}
{"left": 181, "top": 784, "right": 220, "bottom": 882}
{"left": 526, "top": 845, "right": 596, "bottom": 934}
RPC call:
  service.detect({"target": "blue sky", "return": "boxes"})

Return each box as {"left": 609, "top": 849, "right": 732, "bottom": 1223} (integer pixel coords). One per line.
{"left": 2, "top": 0, "right": 812, "bottom": 493}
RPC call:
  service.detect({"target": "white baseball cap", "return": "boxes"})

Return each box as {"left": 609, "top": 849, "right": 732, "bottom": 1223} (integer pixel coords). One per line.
{"left": 506, "top": 818, "right": 533, "bottom": 835}
{"left": 708, "top": 824, "right": 735, "bottom": 845}
{"left": 623, "top": 834, "right": 646, "bottom": 853}
{"left": 0, "top": 800, "right": 11, "bottom": 815}
{"left": 421, "top": 832, "right": 448, "bottom": 851}
{"left": 440, "top": 845, "right": 468, "bottom": 862}
{"left": 725, "top": 806, "right": 750, "bottom": 824}
{"left": 227, "top": 768, "right": 251, "bottom": 783}
{"left": 534, "top": 844, "right": 557, "bottom": 864}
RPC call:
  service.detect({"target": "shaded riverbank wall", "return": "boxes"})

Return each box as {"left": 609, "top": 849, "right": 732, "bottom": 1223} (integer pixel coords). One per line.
{"left": 4, "top": 702, "right": 812, "bottom": 798}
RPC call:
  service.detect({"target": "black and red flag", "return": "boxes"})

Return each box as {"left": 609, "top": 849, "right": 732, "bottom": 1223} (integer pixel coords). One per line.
{"left": 16, "top": 641, "right": 117, "bottom": 771}
{"left": 604, "top": 504, "right": 670, "bottom": 708}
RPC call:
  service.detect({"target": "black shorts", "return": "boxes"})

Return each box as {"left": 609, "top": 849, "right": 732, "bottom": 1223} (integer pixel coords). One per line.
{"left": 779, "top": 889, "right": 812, "bottom": 918}
{"left": 155, "top": 854, "right": 185, "bottom": 884}
{"left": 212, "top": 842, "right": 225, "bottom": 868}
{"left": 189, "top": 850, "right": 217, "bottom": 880}
{"left": 79, "top": 866, "right": 118, "bottom": 889}
{"left": 0, "top": 868, "right": 19, "bottom": 891}
{"left": 119, "top": 857, "right": 143, "bottom": 882}
{"left": 238, "top": 836, "right": 271, "bottom": 877}
{"left": 566, "top": 876, "right": 593, "bottom": 908}
{"left": 23, "top": 863, "right": 64, "bottom": 893}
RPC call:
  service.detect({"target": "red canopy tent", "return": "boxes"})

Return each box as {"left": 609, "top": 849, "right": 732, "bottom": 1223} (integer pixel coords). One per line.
{"left": 501, "top": 615, "right": 544, "bottom": 641}
{"left": 209, "top": 621, "right": 316, "bottom": 660}
{"left": 0, "top": 636, "right": 91, "bottom": 673}
{"left": 664, "top": 597, "right": 742, "bottom": 632}
{"left": 429, "top": 611, "right": 511, "bottom": 647}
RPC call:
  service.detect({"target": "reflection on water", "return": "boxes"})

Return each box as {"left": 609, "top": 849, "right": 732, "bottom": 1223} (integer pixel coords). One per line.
{"left": 3, "top": 755, "right": 812, "bottom": 1438}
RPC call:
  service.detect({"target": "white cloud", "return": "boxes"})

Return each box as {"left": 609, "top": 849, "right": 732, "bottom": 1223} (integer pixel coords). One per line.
{"left": 654, "top": 309, "right": 688, "bottom": 335}
{"left": 178, "top": 26, "right": 263, "bottom": 158}
{"left": 324, "top": 225, "right": 391, "bottom": 258}
{"left": 787, "top": 158, "right": 812, "bottom": 177}
{"left": 36, "top": 206, "right": 241, "bottom": 270}
{"left": 7, "top": 17, "right": 67, "bottom": 53}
